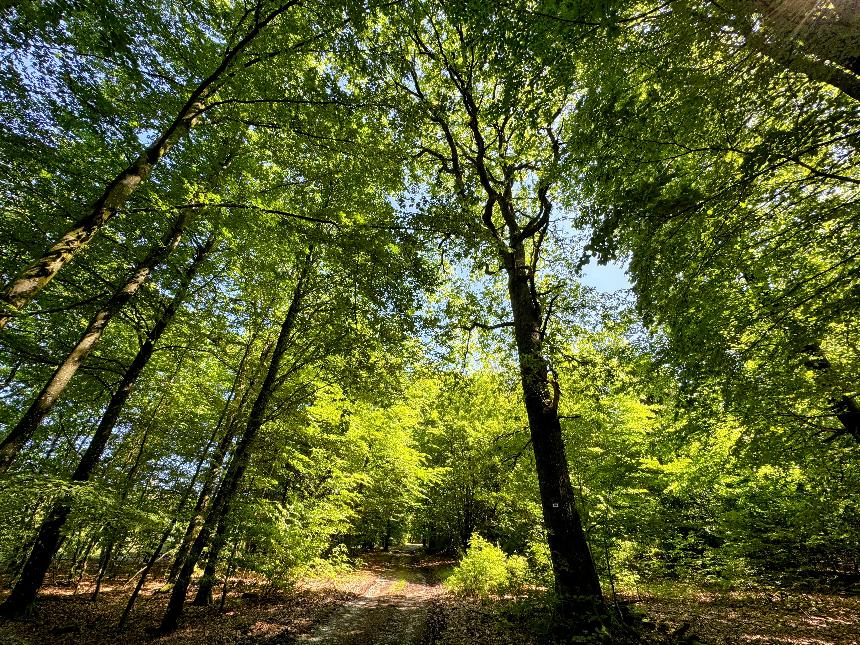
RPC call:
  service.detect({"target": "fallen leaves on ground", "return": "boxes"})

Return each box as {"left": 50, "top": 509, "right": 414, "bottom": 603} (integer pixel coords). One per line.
{"left": 0, "top": 568, "right": 857, "bottom": 645}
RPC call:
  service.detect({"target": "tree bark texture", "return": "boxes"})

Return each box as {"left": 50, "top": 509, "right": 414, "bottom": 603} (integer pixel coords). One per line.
{"left": 502, "top": 244, "right": 604, "bottom": 619}
{"left": 0, "top": 212, "right": 190, "bottom": 474}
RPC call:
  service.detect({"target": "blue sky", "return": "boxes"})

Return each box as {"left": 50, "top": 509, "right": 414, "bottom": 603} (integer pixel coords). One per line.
{"left": 579, "top": 259, "right": 631, "bottom": 293}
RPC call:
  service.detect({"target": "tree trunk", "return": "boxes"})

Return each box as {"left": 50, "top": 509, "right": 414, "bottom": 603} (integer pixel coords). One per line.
{"left": 167, "top": 332, "right": 267, "bottom": 583}
{"left": 383, "top": 518, "right": 391, "bottom": 552}
{"left": 166, "top": 428, "right": 232, "bottom": 584}
{"left": 503, "top": 244, "right": 604, "bottom": 621}
{"left": 0, "top": 212, "right": 190, "bottom": 474}
{"left": 802, "top": 344, "right": 860, "bottom": 442}
{"left": 0, "top": 231, "right": 208, "bottom": 617}
{"left": 118, "top": 421, "right": 218, "bottom": 630}
{"left": 159, "top": 248, "right": 313, "bottom": 633}
{"left": 218, "top": 540, "right": 240, "bottom": 611}
{"left": 192, "top": 506, "right": 230, "bottom": 606}
{"left": 72, "top": 532, "right": 97, "bottom": 594}
{"left": 833, "top": 396, "right": 860, "bottom": 442}
{"left": 0, "top": 0, "right": 298, "bottom": 327}
{"left": 91, "top": 534, "right": 117, "bottom": 603}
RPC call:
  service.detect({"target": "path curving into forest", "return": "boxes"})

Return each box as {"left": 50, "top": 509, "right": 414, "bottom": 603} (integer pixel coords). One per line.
{"left": 294, "top": 551, "right": 445, "bottom": 645}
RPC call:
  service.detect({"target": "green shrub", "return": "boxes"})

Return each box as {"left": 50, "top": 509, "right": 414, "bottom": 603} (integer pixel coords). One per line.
{"left": 506, "top": 554, "right": 531, "bottom": 594}
{"left": 446, "top": 534, "right": 509, "bottom": 597}
{"left": 446, "top": 533, "right": 537, "bottom": 598}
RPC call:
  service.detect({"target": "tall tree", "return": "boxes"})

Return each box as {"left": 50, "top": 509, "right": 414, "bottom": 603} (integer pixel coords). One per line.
{"left": 0, "top": 231, "right": 214, "bottom": 617}
{"left": 368, "top": 0, "right": 606, "bottom": 621}
{"left": 0, "top": 0, "right": 308, "bottom": 328}
{"left": 569, "top": 0, "right": 860, "bottom": 447}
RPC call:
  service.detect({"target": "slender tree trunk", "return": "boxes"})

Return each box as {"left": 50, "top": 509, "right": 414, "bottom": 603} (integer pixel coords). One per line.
{"left": 801, "top": 344, "right": 860, "bottom": 442}
{"left": 833, "top": 396, "right": 860, "bottom": 442}
{"left": 0, "top": 1, "right": 298, "bottom": 327}
{"left": 192, "top": 506, "right": 230, "bottom": 606}
{"left": 91, "top": 535, "right": 117, "bottom": 603}
{"left": 159, "top": 249, "right": 312, "bottom": 633}
{"left": 0, "top": 231, "right": 208, "bottom": 618}
{"left": 93, "top": 425, "right": 152, "bottom": 603}
{"left": 168, "top": 332, "right": 271, "bottom": 583}
{"left": 0, "top": 212, "right": 190, "bottom": 473}
{"left": 742, "top": 270, "right": 860, "bottom": 443}
{"left": 503, "top": 243, "right": 604, "bottom": 621}
{"left": 72, "top": 532, "right": 97, "bottom": 594}
{"left": 166, "top": 428, "right": 233, "bottom": 584}
{"left": 118, "top": 422, "right": 217, "bottom": 630}
{"left": 219, "top": 540, "right": 240, "bottom": 611}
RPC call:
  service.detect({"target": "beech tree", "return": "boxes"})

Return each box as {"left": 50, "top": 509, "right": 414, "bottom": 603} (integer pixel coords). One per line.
{"left": 0, "top": 0, "right": 334, "bottom": 327}
{"left": 358, "top": 0, "right": 607, "bottom": 621}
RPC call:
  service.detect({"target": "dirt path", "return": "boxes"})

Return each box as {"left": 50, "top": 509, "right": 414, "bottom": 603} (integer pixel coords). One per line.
{"left": 295, "top": 552, "right": 444, "bottom": 645}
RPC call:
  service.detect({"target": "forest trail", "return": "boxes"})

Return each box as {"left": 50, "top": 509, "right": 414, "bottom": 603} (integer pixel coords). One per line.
{"left": 296, "top": 550, "right": 444, "bottom": 645}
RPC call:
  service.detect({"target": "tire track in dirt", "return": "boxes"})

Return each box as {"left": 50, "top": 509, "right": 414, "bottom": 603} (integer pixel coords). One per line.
{"left": 296, "top": 554, "right": 444, "bottom": 645}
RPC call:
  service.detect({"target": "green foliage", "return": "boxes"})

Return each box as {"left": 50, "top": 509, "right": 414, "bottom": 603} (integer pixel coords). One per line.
{"left": 444, "top": 533, "right": 539, "bottom": 600}
{"left": 445, "top": 534, "right": 517, "bottom": 598}
{"left": 0, "top": 2, "right": 857, "bottom": 636}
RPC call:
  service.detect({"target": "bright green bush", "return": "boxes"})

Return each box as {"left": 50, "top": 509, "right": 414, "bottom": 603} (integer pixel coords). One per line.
{"left": 505, "top": 554, "right": 531, "bottom": 594}
{"left": 446, "top": 534, "right": 509, "bottom": 597}
{"left": 445, "top": 533, "right": 535, "bottom": 598}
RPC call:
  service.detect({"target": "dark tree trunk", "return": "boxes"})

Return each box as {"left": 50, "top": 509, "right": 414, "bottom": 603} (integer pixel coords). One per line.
{"left": 0, "top": 0, "right": 298, "bottom": 327}
{"left": 166, "top": 434, "right": 230, "bottom": 584}
{"left": 91, "top": 535, "right": 117, "bottom": 603}
{"left": 800, "top": 344, "right": 860, "bottom": 442}
{"left": 0, "top": 213, "right": 190, "bottom": 473}
{"left": 159, "top": 249, "right": 313, "bottom": 633}
{"left": 0, "top": 231, "right": 209, "bottom": 618}
{"left": 503, "top": 244, "right": 604, "bottom": 620}
{"left": 192, "top": 506, "right": 230, "bottom": 606}
{"left": 72, "top": 532, "right": 97, "bottom": 594}
{"left": 383, "top": 518, "right": 392, "bottom": 552}
{"left": 218, "top": 540, "right": 240, "bottom": 611}
{"left": 415, "top": 23, "right": 605, "bottom": 621}
{"left": 833, "top": 396, "right": 860, "bottom": 442}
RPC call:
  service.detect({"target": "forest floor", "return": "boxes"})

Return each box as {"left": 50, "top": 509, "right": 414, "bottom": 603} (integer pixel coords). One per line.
{"left": 0, "top": 552, "right": 858, "bottom": 644}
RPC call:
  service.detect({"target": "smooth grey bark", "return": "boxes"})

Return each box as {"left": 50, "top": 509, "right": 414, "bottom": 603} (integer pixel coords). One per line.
{"left": 0, "top": 212, "right": 190, "bottom": 474}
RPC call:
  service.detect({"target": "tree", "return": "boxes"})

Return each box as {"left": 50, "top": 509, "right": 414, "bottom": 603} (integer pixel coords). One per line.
{"left": 0, "top": 230, "right": 214, "bottom": 617}
{"left": 364, "top": 0, "right": 606, "bottom": 621}
{"left": 0, "top": 0, "right": 309, "bottom": 326}
{"left": 571, "top": 0, "right": 860, "bottom": 447}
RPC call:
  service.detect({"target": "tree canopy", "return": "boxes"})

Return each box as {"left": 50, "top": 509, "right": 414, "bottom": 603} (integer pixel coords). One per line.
{"left": 0, "top": 1, "right": 857, "bottom": 643}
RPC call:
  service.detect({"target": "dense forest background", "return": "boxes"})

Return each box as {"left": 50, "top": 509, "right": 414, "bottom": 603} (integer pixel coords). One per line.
{"left": 0, "top": 0, "right": 857, "bottom": 643}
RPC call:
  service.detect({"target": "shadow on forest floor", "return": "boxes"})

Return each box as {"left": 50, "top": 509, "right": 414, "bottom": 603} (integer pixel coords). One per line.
{"left": 625, "top": 583, "right": 860, "bottom": 645}
{"left": 0, "top": 556, "right": 858, "bottom": 644}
